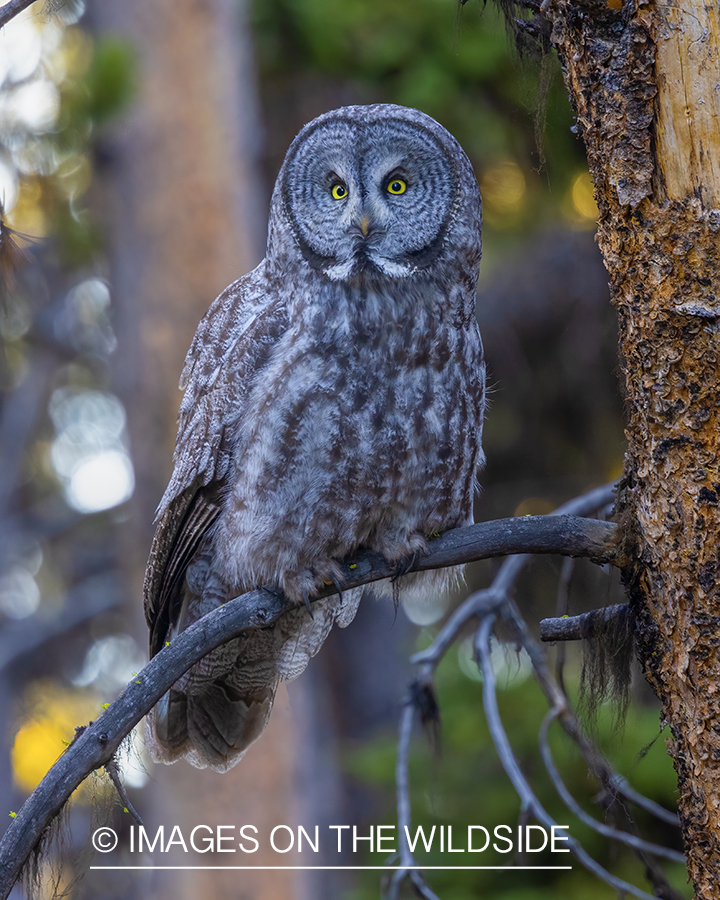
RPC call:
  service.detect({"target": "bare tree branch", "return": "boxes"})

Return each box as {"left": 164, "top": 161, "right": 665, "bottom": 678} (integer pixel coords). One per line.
{"left": 103, "top": 759, "right": 143, "bottom": 827}
{"left": 498, "top": 584, "right": 678, "bottom": 830}
{"left": 605, "top": 776, "right": 679, "bottom": 829}
{"left": 475, "top": 616, "right": 661, "bottom": 900}
{"left": 396, "top": 482, "right": 679, "bottom": 899}
{"left": 387, "top": 699, "right": 441, "bottom": 900}
{"left": 0, "top": 510, "right": 618, "bottom": 899}
{"left": 0, "top": 0, "right": 36, "bottom": 29}
{"left": 538, "top": 710, "right": 683, "bottom": 863}
{"left": 540, "top": 604, "right": 629, "bottom": 641}
{"left": 411, "top": 483, "right": 618, "bottom": 671}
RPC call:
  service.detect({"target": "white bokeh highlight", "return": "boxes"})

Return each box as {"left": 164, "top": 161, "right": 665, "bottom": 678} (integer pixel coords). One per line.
{"left": 457, "top": 634, "right": 532, "bottom": 687}
{"left": 49, "top": 388, "right": 135, "bottom": 513}
{"left": 73, "top": 634, "right": 145, "bottom": 692}
{"left": 0, "top": 157, "right": 18, "bottom": 211}
{"left": 0, "top": 564, "right": 41, "bottom": 619}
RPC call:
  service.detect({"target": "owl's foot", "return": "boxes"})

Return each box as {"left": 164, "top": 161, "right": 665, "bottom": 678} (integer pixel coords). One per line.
{"left": 278, "top": 560, "right": 346, "bottom": 614}
{"left": 322, "top": 574, "right": 344, "bottom": 603}
{"left": 262, "top": 583, "right": 313, "bottom": 618}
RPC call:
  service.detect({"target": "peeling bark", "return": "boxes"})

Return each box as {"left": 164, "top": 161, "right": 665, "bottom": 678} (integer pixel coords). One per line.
{"left": 542, "top": 0, "right": 720, "bottom": 893}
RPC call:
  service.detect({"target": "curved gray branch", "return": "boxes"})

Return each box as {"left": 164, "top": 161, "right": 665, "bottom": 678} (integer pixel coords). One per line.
{"left": 388, "top": 700, "right": 441, "bottom": 900}
{"left": 0, "top": 511, "right": 618, "bottom": 899}
{"left": 411, "top": 482, "right": 618, "bottom": 670}
{"left": 475, "top": 617, "right": 661, "bottom": 900}
{"left": 499, "top": 585, "right": 679, "bottom": 830}
{"left": 398, "top": 481, "right": 678, "bottom": 899}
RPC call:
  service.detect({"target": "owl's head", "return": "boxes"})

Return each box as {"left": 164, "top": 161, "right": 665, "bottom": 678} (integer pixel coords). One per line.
{"left": 269, "top": 104, "right": 481, "bottom": 283}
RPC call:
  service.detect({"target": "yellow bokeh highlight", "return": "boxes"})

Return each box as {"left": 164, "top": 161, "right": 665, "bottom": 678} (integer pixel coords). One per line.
{"left": 481, "top": 160, "right": 527, "bottom": 226}
{"left": 12, "top": 682, "right": 101, "bottom": 798}
{"left": 7, "top": 177, "right": 47, "bottom": 238}
{"left": 571, "top": 172, "right": 598, "bottom": 222}
{"left": 59, "top": 27, "right": 94, "bottom": 82}
{"left": 514, "top": 497, "right": 555, "bottom": 517}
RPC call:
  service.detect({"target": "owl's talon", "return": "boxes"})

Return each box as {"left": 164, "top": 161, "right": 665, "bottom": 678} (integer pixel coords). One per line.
{"left": 329, "top": 575, "right": 344, "bottom": 603}
{"left": 302, "top": 591, "right": 314, "bottom": 618}
{"left": 391, "top": 549, "right": 422, "bottom": 582}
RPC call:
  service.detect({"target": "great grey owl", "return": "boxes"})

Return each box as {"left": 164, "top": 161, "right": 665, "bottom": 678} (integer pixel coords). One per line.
{"left": 144, "top": 104, "right": 486, "bottom": 771}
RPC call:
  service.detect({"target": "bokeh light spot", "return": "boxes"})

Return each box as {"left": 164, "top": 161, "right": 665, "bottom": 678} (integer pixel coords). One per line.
{"left": 67, "top": 449, "right": 134, "bottom": 513}
{"left": 49, "top": 388, "right": 135, "bottom": 513}
{"left": 0, "top": 158, "right": 18, "bottom": 211}
{"left": 0, "top": 565, "right": 41, "bottom": 619}
{"left": 12, "top": 683, "right": 99, "bottom": 795}
{"left": 481, "top": 160, "right": 527, "bottom": 226}
{"left": 572, "top": 171, "right": 598, "bottom": 222}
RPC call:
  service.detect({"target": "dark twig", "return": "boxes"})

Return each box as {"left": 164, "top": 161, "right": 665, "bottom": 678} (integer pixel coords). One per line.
{"left": 418, "top": 512, "right": 618, "bottom": 571}
{"left": 402, "top": 481, "right": 678, "bottom": 900}
{"left": 0, "top": 511, "right": 619, "bottom": 900}
{"left": 411, "top": 483, "right": 618, "bottom": 671}
{"left": 538, "top": 710, "right": 683, "bottom": 863}
{"left": 499, "top": 589, "right": 678, "bottom": 829}
{"left": 540, "top": 604, "right": 629, "bottom": 641}
{"left": 0, "top": 0, "right": 37, "bottom": 29}
{"left": 605, "top": 775, "right": 679, "bottom": 828}
{"left": 409, "top": 486, "right": 677, "bottom": 833}
{"left": 475, "top": 616, "right": 660, "bottom": 900}
{"left": 554, "top": 556, "right": 574, "bottom": 693}
{"left": 103, "top": 759, "right": 143, "bottom": 827}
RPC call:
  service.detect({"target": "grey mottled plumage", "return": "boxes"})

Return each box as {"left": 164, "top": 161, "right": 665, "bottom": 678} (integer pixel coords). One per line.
{"left": 144, "top": 104, "right": 486, "bottom": 771}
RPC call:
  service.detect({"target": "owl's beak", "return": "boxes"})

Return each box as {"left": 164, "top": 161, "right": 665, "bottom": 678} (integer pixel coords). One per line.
{"left": 359, "top": 216, "right": 370, "bottom": 237}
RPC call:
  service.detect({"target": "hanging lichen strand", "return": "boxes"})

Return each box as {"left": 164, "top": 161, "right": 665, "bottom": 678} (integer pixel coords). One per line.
{"left": 543, "top": 0, "right": 720, "bottom": 893}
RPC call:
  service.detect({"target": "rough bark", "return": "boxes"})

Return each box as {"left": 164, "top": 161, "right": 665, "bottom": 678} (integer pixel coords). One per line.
{"left": 542, "top": 0, "right": 720, "bottom": 893}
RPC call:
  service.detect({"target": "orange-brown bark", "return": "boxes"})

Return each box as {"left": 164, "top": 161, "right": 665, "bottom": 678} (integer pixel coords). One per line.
{"left": 545, "top": 0, "right": 720, "bottom": 894}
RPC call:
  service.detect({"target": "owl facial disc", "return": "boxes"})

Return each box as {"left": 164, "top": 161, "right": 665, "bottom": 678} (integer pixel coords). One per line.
{"left": 280, "top": 114, "right": 460, "bottom": 281}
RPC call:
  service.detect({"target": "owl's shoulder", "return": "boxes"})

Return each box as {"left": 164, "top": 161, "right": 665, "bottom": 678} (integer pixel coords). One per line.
{"left": 180, "top": 261, "right": 280, "bottom": 391}
{"left": 158, "top": 261, "right": 288, "bottom": 516}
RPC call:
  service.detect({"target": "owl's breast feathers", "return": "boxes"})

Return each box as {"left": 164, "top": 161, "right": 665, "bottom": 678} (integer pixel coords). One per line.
{"left": 202, "top": 273, "right": 484, "bottom": 599}
{"left": 144, "top": 264, "right": 485, "bottom": 769}
{"left": 146, "top": 266, "right": 485, "bottom": 643}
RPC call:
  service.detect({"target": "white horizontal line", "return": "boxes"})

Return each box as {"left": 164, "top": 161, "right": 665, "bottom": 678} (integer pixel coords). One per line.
{"left": 90, "top": 866, "right": 572, "bottom": 871}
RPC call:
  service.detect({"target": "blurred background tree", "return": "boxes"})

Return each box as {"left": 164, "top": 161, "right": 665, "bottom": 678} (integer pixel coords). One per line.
{"left": 0, "top": 0, "right": 684, "bottom": 898}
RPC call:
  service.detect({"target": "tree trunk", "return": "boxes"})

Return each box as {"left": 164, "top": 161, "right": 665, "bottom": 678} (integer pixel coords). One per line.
{"left": 544, "top": 0, "right": 720, "bottom": 893}
{"left": 90, "top": 2, "right": 310, "bottom": 898}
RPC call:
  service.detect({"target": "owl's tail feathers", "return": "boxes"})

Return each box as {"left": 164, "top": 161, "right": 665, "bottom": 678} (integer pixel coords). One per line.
{"left": 144, "top": 587, "right": 364, "bottom": 771}
{"left": 145, "top": 680, "right": 277, "bottom": 772}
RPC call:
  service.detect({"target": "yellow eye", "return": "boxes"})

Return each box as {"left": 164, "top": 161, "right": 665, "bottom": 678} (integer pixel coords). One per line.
{"left": 331, "top": 183, "right": 348, "bottom": 200}
{"left": 387, "top": 178, "right": 407, "bottom": 195}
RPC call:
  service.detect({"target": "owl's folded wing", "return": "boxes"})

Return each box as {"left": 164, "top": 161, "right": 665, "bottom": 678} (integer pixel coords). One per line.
{"left": 143, "top": 264, "right": 288, "bottom": 654}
